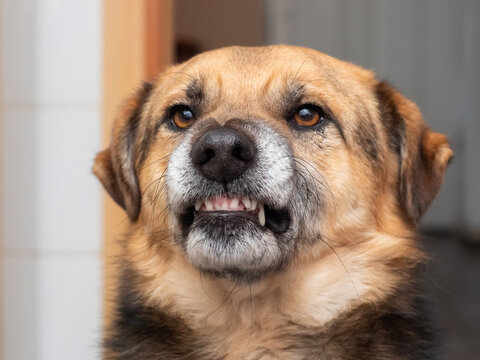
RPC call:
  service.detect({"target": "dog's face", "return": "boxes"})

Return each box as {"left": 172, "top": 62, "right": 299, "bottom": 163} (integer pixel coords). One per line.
{"left": 94, "top": 46, "right": 452, "bottom": 284}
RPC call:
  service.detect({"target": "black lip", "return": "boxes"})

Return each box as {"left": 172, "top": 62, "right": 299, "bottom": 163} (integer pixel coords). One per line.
{"left": 180, "top": 205, "right": 291, "bottom": 235}
{"left": 264, "top": 206, "right": 290, "bottom": 234}
{"left": 195, "top": 210, "right": 259, "bottom": 224}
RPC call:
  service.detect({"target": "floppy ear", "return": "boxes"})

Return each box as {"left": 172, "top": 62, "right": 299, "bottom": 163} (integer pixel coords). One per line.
{"left": 376, "top": 81, "right": 453, "bottom": 225}
{"left": 92, "top": 82, "right": 153, "bottom": 221}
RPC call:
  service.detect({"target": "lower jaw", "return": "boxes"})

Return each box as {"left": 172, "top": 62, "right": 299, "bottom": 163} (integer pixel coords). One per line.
{"left": 181, "top": 215, "right": 286, "bottom": 282}
{"left": 176, "top": 206, "right": 292, "bottom": 283}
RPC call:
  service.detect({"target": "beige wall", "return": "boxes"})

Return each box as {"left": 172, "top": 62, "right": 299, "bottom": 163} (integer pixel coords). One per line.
{"left": 102, "top": 0, "right": 174, "bottom": 331}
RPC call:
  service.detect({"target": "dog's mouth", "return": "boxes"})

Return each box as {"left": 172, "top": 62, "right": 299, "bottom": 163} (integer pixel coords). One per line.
{"left": 180, "top": 195, "right": 291, "bottom": 235}
{"left": 168, "top": 120, "right": 297, "bottom": 280}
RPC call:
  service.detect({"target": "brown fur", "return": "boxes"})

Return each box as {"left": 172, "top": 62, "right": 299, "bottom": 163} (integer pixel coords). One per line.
{"left": 94, "top": 45, "right": 452, "bottom": 359}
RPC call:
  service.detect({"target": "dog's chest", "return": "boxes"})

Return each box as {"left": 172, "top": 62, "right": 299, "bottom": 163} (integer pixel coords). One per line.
{"left": 206, "top": 324, "right": 304, "bottom": 360}
{"left": 187, "top": 305, "right": 328, "bottom": 360}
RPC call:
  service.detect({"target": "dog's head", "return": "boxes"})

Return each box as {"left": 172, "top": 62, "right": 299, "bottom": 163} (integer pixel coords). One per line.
{"left": 94, "top": 46, "right": 452, "bottom": 283}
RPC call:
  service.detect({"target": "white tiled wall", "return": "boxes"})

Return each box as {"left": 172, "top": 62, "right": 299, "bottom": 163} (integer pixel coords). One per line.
{"left": 2, "top": 0, "right": 101, "bottom": 105}
{"left": 3, "top": 258, "right": 37, "bottom": 360}
{"left": 34, "top": 110, "right": 101, "bottom": 252}
{"left": 36, "top": 257, "right": 102, "bottom": 360}
{"left": 1, "top": 0, "right": 103, "bottom": 359}
{"left": 2, "top": 110, "right": 37, "bottom": 251}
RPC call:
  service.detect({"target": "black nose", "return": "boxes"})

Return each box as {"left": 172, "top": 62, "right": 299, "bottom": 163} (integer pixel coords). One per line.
{"left": 191, "top": 127, "right": 256, "bottom": 183}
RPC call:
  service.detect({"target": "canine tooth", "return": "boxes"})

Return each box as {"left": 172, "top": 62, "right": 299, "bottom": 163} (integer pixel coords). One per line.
{"left": 230, "top": 198, "right": 239, "bottom": 209}
{"left": 250, "top": 199, "right": 257, "bottom": 211}
{"left": 258, "top": 204, "right": 265, "bottom": 226}
{"left": 243, "top": 197, "right": 251, "bottom": 209}
{"left": 195, "top": 201, "right": 202, "bottom": 211}
{"left": 205, "top": 199, "right": 213, "bottom": 211}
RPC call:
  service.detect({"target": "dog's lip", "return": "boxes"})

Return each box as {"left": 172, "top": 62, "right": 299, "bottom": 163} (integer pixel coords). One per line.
{"left": 180, "top": 194, "right": 291, "bottom": 234}
{"left": 194, "top": 210, "right": 260, "bottom": 225}
{"left": 194, "top": 195, "right": 264, "bottom": 225}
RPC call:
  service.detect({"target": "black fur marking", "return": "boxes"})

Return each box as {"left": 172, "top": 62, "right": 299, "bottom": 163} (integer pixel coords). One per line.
{"left": 327, "top": 109, "right": 346, "bottom": 143}
{"left": 104, "top": 267, "right": 221, "bottom": 360}
{"left": 282, "top": 83, "right": 305, "bottom": 113}
{"left": 114, "top": 82, "right": 154, "bottom": 221}
{"left": 354, "top": 120, "right": 379, "bottom": 164}
{"left": 105, "top": 268, "right": 435, "bottom": 359}
{"left": 185, "top": 79, "right": 204, "bottom": 108}
{"left": 283, "top": 289, "right": 435, "bottom": 359}
{"left": 134, "top": 82, "right": 154, "bottom": 166}
{"left": 376, "top": 81, "right": 406, "bottom": 164}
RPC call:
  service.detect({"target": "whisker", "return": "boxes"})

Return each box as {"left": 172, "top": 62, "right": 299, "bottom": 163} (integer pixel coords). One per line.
{"left": 318, "top": 234, "right": 359, "bottom": 298}
{"left": 139, "top": 153, "right": 172, "bottom": 171}
{"left": 199, "top": 272, "right": 218, "bottom": 303}
{"left": 205, "top": 278, "right": 241, "bottom": 319}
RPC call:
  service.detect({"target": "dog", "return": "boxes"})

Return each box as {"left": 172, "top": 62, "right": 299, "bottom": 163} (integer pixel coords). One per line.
{"left": 93, "top": 45, "right": 452, "bottom": 359}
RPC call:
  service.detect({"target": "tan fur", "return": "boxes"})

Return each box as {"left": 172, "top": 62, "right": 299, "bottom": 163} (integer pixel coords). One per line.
{"left": 94, "top": 45, "right": 452, "bottom": 359}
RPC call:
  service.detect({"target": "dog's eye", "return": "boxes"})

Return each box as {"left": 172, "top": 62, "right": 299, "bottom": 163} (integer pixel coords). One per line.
{"left": 293, "top": 105, "right": 324, "bottom": 127}
{"left": 171, "top": 106, "right": 195, "bottom": 129}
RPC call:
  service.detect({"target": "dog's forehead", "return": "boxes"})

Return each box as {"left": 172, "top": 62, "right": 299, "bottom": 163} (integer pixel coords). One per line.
{"left": 146, "top": 45, "right": 380, "bottom": 133}
{"left": 190, "top": 46, "right": 315, "bottom": 75}
{"left": 162, "top": 46, "right": 375, "bottom": 104}
{"left": 185, "top": 45, "right": 364, "bottom": 76}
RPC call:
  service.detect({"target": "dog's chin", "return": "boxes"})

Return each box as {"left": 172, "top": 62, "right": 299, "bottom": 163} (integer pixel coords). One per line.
{"left": 180, "top": 209, "right": 290, "bottom": 283}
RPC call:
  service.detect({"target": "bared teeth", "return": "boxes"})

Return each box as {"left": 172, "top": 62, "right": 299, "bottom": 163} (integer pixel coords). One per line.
{"left": 230, "top": 198, "right": 239, "bottom": 209}
{"left": 196, "top": 196, "right": 265, "bottom": 226}
{"left": 205, "top": 199, "right": 213, "bottom": 211}
{"left": 258, "top": 203, "right": 265, "bottom": 226}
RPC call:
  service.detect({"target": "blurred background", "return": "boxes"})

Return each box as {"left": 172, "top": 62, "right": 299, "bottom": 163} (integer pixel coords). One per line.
{"left": 0, "top": 0, "right": 478, "bottom": 359}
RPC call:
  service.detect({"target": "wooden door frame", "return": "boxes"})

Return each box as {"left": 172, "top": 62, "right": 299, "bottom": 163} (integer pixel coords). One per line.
{"left": 101, "top": 0, "right": 173, "bottom": 328}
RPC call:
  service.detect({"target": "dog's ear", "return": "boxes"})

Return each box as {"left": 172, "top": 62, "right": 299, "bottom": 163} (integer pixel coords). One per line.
{"left": 376, "top": 81, "right": 453, "bottom": 225}
{"left": 93, "top": 82, "right": 153, "bottom": 221}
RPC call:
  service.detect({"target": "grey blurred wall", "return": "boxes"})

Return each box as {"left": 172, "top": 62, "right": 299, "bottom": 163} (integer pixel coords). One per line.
{"left": 265, "top": 0, "right": 480, "bottom": 233}
{"left": 175, "top": 0, "right": 263, "bottom": 51}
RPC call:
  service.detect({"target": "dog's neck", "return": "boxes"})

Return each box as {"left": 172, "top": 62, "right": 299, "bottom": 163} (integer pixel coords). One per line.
{"left": 127, "top": 230, "right": 419, "bottom": 333}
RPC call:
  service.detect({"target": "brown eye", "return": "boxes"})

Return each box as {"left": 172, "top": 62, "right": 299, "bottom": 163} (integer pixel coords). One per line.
{"left": 293, "top": 106, "right": 322, "bottom": 127}
{"left": 172, "top": 106, "right": 195, "bottom": 129}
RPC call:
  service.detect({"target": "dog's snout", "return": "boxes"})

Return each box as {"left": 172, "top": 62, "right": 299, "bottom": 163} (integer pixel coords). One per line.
{"left": 191, "top": 127, "right": 256, "bottom": 183}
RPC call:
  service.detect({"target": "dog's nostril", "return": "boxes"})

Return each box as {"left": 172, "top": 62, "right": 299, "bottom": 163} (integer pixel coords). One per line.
{"left": 191, "top": 127, "right": 257, "bottom": 183}
{"left": 232, "top": 145, "right": 241, "bottom": 159}
{"left": 193, "top": 148, "right": 215, "bottom": 165}
{"left": 205, "top": 148, "right": 215, "bottom": 162}
{"left": 232, "top": 144, "right": 254, "bottom": 162}
{"left": 191, "top": 145, "right": 215, "bottom": 165}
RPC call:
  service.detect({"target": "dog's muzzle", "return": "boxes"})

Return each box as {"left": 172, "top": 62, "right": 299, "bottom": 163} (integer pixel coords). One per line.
{"left": 166, "top": 120, "right": 299, "bottom": 282}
